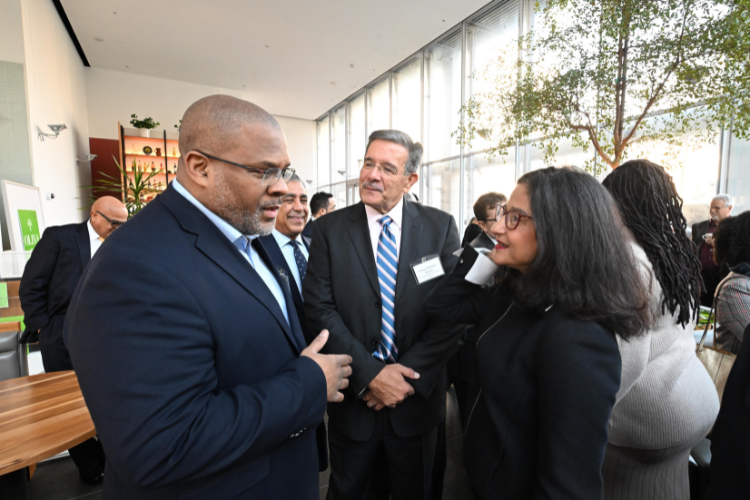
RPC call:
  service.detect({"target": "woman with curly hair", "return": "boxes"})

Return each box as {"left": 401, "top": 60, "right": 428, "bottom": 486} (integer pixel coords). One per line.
{"left": 426, "top": 167, "right": 651, "bottom": 499}
{"left": 602, "top": 159, "right": 720, "bottom": 500}
{"left": 712, "top": 210, "right": 750, "bottom": 354}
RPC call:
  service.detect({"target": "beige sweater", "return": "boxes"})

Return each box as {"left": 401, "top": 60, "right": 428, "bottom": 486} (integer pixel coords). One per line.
{"left": 607, "top": 243, "right": 720, "bottom": 450}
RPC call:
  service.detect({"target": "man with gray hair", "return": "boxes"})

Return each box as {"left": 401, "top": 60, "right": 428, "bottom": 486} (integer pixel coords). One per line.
{"left": 693, "top": 194, "right": 735, "bottom": 306}
{"left": 305, "top": 129, "right": 462, "bottom": 499}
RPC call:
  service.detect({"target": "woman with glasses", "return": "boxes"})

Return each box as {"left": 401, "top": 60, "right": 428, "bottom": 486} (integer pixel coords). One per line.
{"left": 425, "top": 167, "right": 651, "bottom": 499}
{"left": 602, "top": 160, "right": 720, "bottom": 500}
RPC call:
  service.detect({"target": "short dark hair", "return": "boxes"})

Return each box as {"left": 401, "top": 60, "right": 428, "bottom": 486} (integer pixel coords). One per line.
{"left": 506, "top": 167, "right": 651, "bottom": 339}
{"left": 714, "top": 210, "right": 750, "bottom": 268}
{"left": 603, "top": 159, "right": 703, "bottom": 327}
{"left": 473, "top": 192, "right": 507, "bottom": 221}
{"left": 310, "top": 192, "right": 333, "bottom": 216}
{"left": 366, "top": 130, "right": 423, "bottom": 174}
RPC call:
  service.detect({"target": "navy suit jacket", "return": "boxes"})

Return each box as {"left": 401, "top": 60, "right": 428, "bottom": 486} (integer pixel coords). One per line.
{"left": 258, "top": 234, "right": 311, "bottom": 341}
{"left": 20, "top": 221, "right": 90, "bottom": 341}
{"left": 65, "top": 185, "right": 327, "bottom": 500}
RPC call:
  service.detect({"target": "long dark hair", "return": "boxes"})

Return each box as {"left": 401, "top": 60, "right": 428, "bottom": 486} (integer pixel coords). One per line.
{"left": 507, "top": 167, "right": 651, "bottom": 339}
{"left": 714, "top": 211, "right": 750, "bottom": 268}
{"left": 602, "top": 159, "right": 702, "bottom": 327}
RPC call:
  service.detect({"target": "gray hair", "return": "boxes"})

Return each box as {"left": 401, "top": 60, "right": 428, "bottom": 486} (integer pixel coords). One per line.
{"left": 713, "top": 194, "right": 735, "bottom": 207}
{"left": 287, "top": 172, "right": 304, "bottom": 186}
{"left": 366, "top": 130, "right": 423, "bottom": 174}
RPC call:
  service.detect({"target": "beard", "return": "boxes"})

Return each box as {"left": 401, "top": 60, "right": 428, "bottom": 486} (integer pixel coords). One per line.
{"left": 209, "top": 167, "right": 278, "bottom": 236}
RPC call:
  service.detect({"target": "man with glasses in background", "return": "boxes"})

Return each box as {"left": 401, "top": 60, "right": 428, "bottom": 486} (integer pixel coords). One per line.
{"left": 305, "top": 129, "right": 462, "bottom": 500}
{"left": 65, "top": 95, "right": 352, "bottom": 499}
{"left": 20, "top": 195, "right": 127, "bottom": 485}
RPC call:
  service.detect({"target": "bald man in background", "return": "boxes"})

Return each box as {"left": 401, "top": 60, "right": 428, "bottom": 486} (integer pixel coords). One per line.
{"left": 64, "top": 95, "right": 351, "bottom": 499}
{"left": 20, "top": 195, "right": 127, "bottom": 484}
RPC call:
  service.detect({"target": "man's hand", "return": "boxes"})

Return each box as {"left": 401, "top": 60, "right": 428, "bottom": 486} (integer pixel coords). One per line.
{"left": 301, "top": 330, "right": 352, "bottom": 403}
{"left": 366, "top": 364, "right": 420, "bottom": 407}
{"left": 363, "top": 393, "right": 386, "bottom": 411}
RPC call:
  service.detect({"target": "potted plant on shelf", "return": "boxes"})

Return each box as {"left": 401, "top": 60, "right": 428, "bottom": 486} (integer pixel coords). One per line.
{"left": 82, "top": 156, "right": 161, "bottom": 219}
{"left": 130, "top": 114, "right": 160, "bottom": 138}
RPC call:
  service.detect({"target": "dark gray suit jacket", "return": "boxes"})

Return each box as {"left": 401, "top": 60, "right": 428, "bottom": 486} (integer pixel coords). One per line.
{"left": 304, "top": 199, "right": 462, "bottom": 440}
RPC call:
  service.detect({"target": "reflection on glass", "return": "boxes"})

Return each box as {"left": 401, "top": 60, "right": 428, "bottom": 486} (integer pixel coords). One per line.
{"left": 465, "top": 152, "right": 517, "bottom": 229}
{"left": 348, "top": 92, "right": 366, "bottom": 180}
{"left": 317, "top": 116, "right": 330, "bottom": 186}
{"left": 393, "top": 57, "right": 422, "bottom": 143}
{"left": 367, "top": 77, "right": 390, "bottom": 135}
{"left": 423, "top": 159, "right": 461, "bottom": 225}
{"left": 331, "top": 105, "right": 346, "bottom": 184}
{"left": 425, "top": 30, "right": 462, "bottom": 162}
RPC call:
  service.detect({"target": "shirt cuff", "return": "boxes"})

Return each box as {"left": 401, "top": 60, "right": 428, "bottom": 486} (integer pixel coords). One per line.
{"left": 465, "top": 251, "right": 499, "bottom": 286}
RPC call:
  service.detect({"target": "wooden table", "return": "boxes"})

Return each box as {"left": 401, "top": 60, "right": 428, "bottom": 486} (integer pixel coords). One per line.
{"left": 0, "top": 371, "right": 96, "bottom": 498}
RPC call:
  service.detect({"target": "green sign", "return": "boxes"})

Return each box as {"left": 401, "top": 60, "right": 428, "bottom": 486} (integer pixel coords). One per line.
{"left": 18, "top": 209, "right": 40, "bottom": 251}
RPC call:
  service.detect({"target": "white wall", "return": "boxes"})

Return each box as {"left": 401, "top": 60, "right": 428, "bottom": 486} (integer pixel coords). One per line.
{"left": 20, "top": 0, "right": 91, "bottom": 227}
{"left": 85, "top": 68, "right": 316, "bottom": 182}
{"left": 0, "top": 0, "right": 25, "bottom": 64}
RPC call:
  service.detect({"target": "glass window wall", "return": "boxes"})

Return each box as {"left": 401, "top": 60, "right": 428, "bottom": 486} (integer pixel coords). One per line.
{"left": 392, "top": 57, "right": 422, "bottom": 143}
{"left": 726, "top": 134, "right": 750, "bottom": 215}
{"left": 331, "top": 104, "right": 347, "bottom": 184}
{"left": 423, "top": 159, "right": 461, "bottom": 225}
{"left": 316, "top": 116, "right": 330, "bottom": 187}
{"left": 464, "top": 151, "right": 517, "bottom": 227}
{"left": 424, "top": 30, "right": 463, "bottom": 162}
{"left": 367, "top": 77, "right": 391, "bottom": 135}
{"left": 348, "top": 92, "right": 366, "bottom": 179}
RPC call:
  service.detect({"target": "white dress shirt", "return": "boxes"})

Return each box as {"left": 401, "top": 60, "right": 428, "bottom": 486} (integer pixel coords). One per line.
{"left": 271, "top": 229, "right": 309, "bottom": 294}
{"left": 172, "top": 179, "right": 289, "bottom": 323}
{"left": 87, "top": 220, "right": 103, "bottom": 258}
{"left": 364, "top": 196, "right": 404, "bottom": 262}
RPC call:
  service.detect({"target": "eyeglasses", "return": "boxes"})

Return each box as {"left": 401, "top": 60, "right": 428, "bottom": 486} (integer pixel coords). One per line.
{"left": 195, "top": 151, "right": 295, "bottom": 185}
{"left": 495, "top": 204, "right": 533, "bottom": 230}
{"left": 96, "top": 211, "right": 126, "bottom": 229}
{"left": 361, "top": 160, "right": 406, "bottom": 177}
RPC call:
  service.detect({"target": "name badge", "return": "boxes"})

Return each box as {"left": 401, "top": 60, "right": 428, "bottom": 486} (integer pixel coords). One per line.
{"left": 410, "top": 254, "right": 445, "bottom": 285}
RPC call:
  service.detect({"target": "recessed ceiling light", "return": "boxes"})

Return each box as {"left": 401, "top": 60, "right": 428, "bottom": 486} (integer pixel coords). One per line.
{"left": 350, "top": 63, "right": 355, "bottom": 68}
{"left": 330, "top": 82, "right": 336, "bottom": 86}
{"left": 94, "top": 37, "right": 104, "bottom": 42}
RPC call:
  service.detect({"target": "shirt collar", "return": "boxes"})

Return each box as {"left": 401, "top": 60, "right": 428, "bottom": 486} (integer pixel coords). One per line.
{"left": 364, "top": 195, "right": 404, "bottom": 230}
{"left": 172, "top": 179, "right": 255, "bottom": 244}
{"left": 87, "top": 220, "right": 100, "bottom": 242}
{"left": 272, "top": 228, "right": 299, "bottom": 248}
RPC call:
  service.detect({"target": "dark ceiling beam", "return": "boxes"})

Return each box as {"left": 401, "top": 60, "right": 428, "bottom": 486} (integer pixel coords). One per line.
{"left": 51, "top": 0, "right": 90, "bottom": 67}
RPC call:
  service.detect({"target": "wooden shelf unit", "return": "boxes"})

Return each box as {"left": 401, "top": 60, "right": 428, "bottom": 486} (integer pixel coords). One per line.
{"left": 117, "top": 122, "right": 179, "bottom": 203}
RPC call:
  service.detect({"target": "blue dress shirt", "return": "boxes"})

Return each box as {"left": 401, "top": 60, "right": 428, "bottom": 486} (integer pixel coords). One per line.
{"left": 172, "top": 180, "right": 289, "bottom": 324}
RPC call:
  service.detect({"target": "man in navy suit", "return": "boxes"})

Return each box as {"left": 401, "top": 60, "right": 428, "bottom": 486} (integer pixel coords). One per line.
{"left": 20, "top": 195, "right": 127, "bottom": 484}
{"left": 302, "top": 191, "right": 335, "bottom": 239}
{"left": 65, "top": 95, "right": 352, "bottom": 499}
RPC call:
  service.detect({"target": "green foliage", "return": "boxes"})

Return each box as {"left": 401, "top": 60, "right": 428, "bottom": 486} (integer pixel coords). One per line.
{"left": 457, "top": 0, "right": 749, "bottom": 172}
{"left": 82, "top": 156, "right": 161, "bottom": 218}
{"left": 130, "top": 114, "right": 160, "bottom": 130}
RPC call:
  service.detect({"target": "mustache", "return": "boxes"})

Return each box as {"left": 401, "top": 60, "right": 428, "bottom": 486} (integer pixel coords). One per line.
{"left": 362, "top": 181, "right": 384, "bottom": 193}
{"left": 259, "top": 198, "right": 282, "bottom": 209}
{"left": 287, "top": 210, "right": 307, "bottom": 218}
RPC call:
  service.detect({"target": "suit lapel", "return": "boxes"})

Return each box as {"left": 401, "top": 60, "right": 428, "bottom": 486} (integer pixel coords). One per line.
{"left": 395, "top": 200, "right": 422, "bottom": 299}
{"left": 253, "top": 239, "right": 307, "bottom": 352}
{"left": 259, "top": 235, "right": 305, "bottom": 322}
{"left": 160, "top": 187, "right": 301, "bottom": 354}
{"left": 347, "top": 203, "right": 379, "bottom": 296}
{"left": 76, "top": 221, "right": 91, "bottom": 269}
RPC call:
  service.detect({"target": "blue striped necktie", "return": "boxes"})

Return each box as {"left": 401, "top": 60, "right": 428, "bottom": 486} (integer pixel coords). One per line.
{"left": 374, "top": 215, "right": 398, "bottom": 363}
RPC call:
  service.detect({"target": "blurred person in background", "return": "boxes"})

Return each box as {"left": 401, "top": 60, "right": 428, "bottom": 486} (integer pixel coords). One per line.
{"left": 603, "top": 159, "right": 719, "bottom": 500}
{"left": 693, "top": 194, "right": 734, "bottom": 306}
{"left": 303, "top": 191, "right": 335, "bottom": 239}
{"left": 19, "top": 195, "right": 127, "bottom": 485}
{"left": 711, "top": 210, "right": 750, "bottom": 354}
